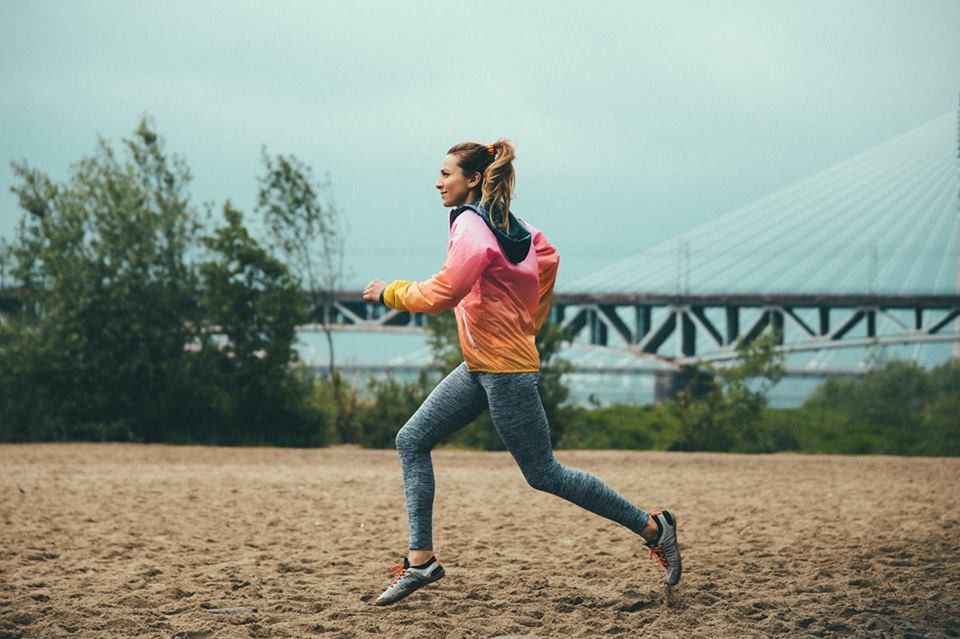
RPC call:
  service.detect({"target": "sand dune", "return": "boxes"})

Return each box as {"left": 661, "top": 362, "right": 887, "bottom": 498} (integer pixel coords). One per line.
{"left": 1, "top": 443, "right": 958, "bottom": 638}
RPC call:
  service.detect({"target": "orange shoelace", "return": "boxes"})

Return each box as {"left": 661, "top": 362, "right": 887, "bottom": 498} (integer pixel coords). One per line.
{"left": 648, "top": 545, "right": 667, "bottom": 571}
{"left": 388, "top": 563, "right": 408, "bottom": 586}
{"left": 388, "top": 554, "right": 440, "bottom": 586}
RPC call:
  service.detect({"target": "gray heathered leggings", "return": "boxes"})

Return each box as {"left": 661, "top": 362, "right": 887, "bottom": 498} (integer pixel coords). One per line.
{"left": 395, "top": 362, "right": 650, "bottom": 550}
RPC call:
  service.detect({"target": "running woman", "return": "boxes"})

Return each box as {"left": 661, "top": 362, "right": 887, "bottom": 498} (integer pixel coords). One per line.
{"left": 362, "top": 140, "right": 681, "bottom": 606}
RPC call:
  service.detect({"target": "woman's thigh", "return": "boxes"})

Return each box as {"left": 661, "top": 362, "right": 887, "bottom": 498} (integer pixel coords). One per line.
{"left": 396, "top": 362, "right": 489, "bottom": 451}
{"left": 478, "top": 372, "right": 555, "bottom": 470}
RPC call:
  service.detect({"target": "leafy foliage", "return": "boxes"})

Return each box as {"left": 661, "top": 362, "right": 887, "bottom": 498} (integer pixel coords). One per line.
{"left": 558, "top": 403, "right": 662, "bottom": 450}
{"left": 257, "top": 150, "right": 354, "bottom": 442}
{"left": 664, "top": 332, "right": 786, "bottom": 452}
{"left": 1, "top": 120, "right": 199, "bottom": 441}
{"left": 560, "top": 356, "right": 959, "bottom": 456}
{"left": 196, "top": 203, "right": 325, "bottom": 445}
{"left": 0, "top": 119, "right": 328, "bottom": 445}
{"left": 354, "top": 375, "right": 428, "bottom": 449}
{"left": 797, "top": 359, "right": 959, "bottom": 455}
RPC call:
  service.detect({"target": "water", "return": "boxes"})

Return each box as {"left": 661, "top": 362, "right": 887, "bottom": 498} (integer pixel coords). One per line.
{"left": 297, "top": 331, "right": 956, "bottom": 408}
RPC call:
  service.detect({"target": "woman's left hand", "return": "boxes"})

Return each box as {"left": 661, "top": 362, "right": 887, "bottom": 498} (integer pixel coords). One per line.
{"left": 363, "top": 279, "right": 388, "bottom": 303}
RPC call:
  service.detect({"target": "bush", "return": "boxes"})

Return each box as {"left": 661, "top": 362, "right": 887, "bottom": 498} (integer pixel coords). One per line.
{"left": 354, "top": 376, "right": 428, "bottom": 449}
{"left": 558, "top": 404, "right": 667, "bottom": 450}
{"left": 663, "top": 332, "right": 785, "bottom": 452}
{"left": 800, "top": 359, "right": 959, "bottom": 456}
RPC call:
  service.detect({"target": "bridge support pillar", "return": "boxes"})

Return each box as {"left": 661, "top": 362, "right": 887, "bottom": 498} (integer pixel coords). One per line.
{"left": 726, "top": 306, "right": 739, "bottom": 344}
{"left": 635, "top": 305, "right": 651, "bottom": 344}
{"left": 552, "top": 303, "right": 566, "bottom": 325}
{"left": 654, "top": 370, "right": 675, "bottom": 404}
{"left": 772, "top": 310, "right": 784, "bottom": 343}
{"left": 590, "top": 309, "right": 608, "bottom": 346}
{"left": 681, "top": 312, "right": 696, "bottom": 356}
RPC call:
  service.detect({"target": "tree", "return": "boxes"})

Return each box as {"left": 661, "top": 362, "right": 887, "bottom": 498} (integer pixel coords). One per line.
{"left": 667, "top": 331, "right": 785, "bottom": 452}
{"left": 0, "top": 237, "right": 10, "bottom": 289}
{"left": 198, "top": 202, "right": 324, "bottom": 446}
{"left": 923, "top": 360, "right": 960, "bottom": 455}
{"left": 0, "top": 117, "right": 331, "bottom": 446}
{"left": 802, "top": 359, "right": 955, "bottom": 455}
{"left": 2, "top": 117, "right": 198, "bottom": 441}
{"left": 256, "top": 151, "right": 352, "bottom": 440}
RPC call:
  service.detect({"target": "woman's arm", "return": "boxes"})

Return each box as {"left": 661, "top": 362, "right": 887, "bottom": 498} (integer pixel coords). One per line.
{"left": 368, "top": 216, "right": 493, "bottom": 314}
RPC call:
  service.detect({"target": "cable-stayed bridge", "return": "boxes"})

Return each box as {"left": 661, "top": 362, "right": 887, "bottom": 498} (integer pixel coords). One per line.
{"left": 1, "top": 112, "right": 957, "bottom": 389}
{"left": 292, "top": 111, "right": 960, "bottom": 380}
{"left": 555, "top": 110, "right": 959, "bottom": 364}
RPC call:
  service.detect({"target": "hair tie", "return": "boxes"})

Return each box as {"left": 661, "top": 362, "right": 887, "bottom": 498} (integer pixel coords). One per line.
{"left": 486, "top": 143, "right": 496, "bottom": 157}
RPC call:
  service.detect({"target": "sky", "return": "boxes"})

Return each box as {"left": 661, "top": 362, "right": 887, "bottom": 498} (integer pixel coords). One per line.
{"left": 1, "top": 0, "right": 958, "bottom": 289}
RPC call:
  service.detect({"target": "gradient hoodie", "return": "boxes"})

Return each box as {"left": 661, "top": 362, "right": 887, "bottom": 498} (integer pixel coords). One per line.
{"left": 382, "top": 204, "right": 559, "bottom": 373}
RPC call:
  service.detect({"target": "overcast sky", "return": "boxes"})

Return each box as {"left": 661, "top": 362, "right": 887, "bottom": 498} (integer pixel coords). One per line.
{"left": 1, "top": 0, "right": 957, "bottom": 288}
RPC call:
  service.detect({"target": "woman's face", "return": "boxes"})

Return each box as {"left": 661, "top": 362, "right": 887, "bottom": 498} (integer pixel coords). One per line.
{"left": 435, "top": 154, "right": 480, "bottom": 208}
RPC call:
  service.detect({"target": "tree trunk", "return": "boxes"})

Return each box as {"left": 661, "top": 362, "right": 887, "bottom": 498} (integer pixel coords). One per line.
{"left": 322, "top": 294, "right": 353, "bottom": 443}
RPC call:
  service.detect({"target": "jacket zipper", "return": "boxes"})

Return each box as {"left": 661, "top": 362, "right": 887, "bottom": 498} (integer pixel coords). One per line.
{"left": 459, "top": 307, "right": 479, "bottom": 351}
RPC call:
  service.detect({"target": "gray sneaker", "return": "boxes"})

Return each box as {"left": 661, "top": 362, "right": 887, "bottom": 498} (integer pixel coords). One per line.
{"left": 375, "top": 556, "right": 445, "bottom": 606}
{"left": 646, "top": 510, "right": 682, "bottom": 586}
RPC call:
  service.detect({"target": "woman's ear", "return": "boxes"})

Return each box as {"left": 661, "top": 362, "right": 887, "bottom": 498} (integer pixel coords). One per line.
{"left": 468, "top": 172, "right": 482, "bottom": 189}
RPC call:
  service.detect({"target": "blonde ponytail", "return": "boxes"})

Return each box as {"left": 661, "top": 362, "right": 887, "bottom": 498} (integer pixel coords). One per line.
{"left": 480, "top": 139, "right": 516, "bottom": 232}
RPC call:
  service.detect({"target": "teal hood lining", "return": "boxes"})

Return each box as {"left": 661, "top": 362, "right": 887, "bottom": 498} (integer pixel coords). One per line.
{"left": 450, "top": 203, "right": 531, "bottom": 264}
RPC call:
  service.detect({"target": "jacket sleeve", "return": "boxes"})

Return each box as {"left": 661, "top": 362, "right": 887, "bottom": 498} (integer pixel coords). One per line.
{"left": 382, "top": 217, "right": 492, "bottom": 314}
{"left": 532, "top": 228, "right": 560, "bottom": 332}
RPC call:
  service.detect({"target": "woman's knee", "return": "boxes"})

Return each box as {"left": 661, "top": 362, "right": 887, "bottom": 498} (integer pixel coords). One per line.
{"left": 523, "top": 462, "right": 563, "bottom": 494}
{"left": 395, "top": 422, "right": 427, "bottom": 455}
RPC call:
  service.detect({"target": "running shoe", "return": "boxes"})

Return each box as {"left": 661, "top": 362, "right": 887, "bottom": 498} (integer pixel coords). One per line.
{"left": 646, "top": 510, "right": 682, "bottom": 586}
{"left": 375, "top": 555, "right": 445, "bottom": 606}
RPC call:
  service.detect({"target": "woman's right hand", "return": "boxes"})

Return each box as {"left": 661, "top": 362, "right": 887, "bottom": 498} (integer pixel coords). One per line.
{"left": 363, "top": 279, "right": 387, "bottom": 303}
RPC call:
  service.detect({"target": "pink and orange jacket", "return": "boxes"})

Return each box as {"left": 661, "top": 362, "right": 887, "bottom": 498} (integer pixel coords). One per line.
{"left": 382, "top": 205, "right": 559, "bottom": 373}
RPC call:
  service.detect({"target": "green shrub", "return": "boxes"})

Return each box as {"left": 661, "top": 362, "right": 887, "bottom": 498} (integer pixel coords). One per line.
{"left": 354, "top": 376, "right": 427, "bottom": 449}
{"left": 558, "top": 404, "right": 666, "bottom": 450}
{"left": 799, "top": 360, "right": 957, "bottom": 456}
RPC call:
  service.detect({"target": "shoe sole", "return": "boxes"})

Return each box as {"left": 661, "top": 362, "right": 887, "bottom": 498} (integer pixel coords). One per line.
{"left": 648, "top": 510, "right": 682, "bottom": 587}
{"left": 661, "top": 510, "right": 681, "bottom": 587}
{"left": 375, "top": 566, "right": 445, "bottom": 606}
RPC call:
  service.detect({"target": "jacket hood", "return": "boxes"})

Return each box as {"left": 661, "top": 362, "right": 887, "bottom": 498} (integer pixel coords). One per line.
{"left": 450, "top": 203, "right": 531, "bottom": 264}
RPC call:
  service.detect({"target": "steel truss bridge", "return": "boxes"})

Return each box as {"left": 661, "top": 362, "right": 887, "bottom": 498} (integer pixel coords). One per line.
{"left": 548, "top": 293, "right": 960, "bottom": 365}
{"left": 4, "top": 287, "right": 954, "bottom": 379}
{"left": 292, "top": 289, "right": 960, "bottom": 372}
{"left": 5, "top": 288, "right": 956, "bottom": 361}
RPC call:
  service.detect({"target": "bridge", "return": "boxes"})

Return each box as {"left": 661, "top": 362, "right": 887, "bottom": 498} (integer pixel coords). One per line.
{"left": 2, "top": 111, "right": 957, "bottom": 387}
{"left": 295, "top": 111, "right": 960, "bottom": 377}
{"left": 293, "top": 290, "right": 959, "bottom": 362}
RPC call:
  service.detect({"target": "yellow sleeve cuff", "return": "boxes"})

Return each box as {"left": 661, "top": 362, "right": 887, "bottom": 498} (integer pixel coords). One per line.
{"left": 382, "top": 280, "right": 411, "bottom": 311}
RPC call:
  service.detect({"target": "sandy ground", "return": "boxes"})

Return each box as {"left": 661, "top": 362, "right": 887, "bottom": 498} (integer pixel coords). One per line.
{"left": 1, "top": 443, "right": 958, "bottom": 639}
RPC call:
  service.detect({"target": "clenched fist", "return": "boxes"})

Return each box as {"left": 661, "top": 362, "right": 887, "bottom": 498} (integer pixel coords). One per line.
{"left": 363, "top": 279, "right": 388, "bottom": 303}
